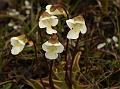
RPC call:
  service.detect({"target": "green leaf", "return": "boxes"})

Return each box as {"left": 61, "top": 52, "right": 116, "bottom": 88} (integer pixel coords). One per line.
{"left": 52, "top": 69, "right": 69, "bottom": 89}
{"left": 1, "top": 82, "right": 12, "bottom": 89}
{"left": 72, "top": 51, "right": 81, "bottom": 72}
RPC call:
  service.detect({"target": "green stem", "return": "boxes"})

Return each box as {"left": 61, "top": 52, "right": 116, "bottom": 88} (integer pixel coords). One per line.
{"left": 27, "top": 23, "right": 38, "bottom": 36}
{"left": 70, "top": 0, "right": 81, "bottom": 14}
{"left": 0, "top": 80, "right": 13, "bottom": 86}
{"left": 33, "top": 42, "right": 39, "bottom": 68}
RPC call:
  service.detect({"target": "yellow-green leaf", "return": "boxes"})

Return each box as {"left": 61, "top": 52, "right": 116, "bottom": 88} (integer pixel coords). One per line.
{"left": 72, "top": 51, "right": 81, "bottom": 72}
{"left": 25, "top": 79, "right": 43, "bottom": 89}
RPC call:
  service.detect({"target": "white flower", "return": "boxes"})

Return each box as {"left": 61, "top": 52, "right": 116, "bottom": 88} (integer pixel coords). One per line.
{"left": 66, "top": 15, "right": 87, "bottom": 39}
{"left": 8, "top": 22, "right": 14, "bottom": 27}
{"left": 13, "top": 25, "right": 18, "bottom": 30}
{"left": 24, "top": 0, "right": 31, "bottom": 9}
{"left": 39, "top": 12, "right": 58, "bottom": 34}
{"left": 97, "top": 43, "right": 106, "bottom": 49}
{"left": 46, "top": 5, "right": 66, "bottom": 16}
{"left": 8, "top": 9, "right": 20, "bottom": 16}
{"left": 42, "top": 41, "right": 64, "bottom": 59}
{"left": 10, "top": 35, "right": 27, "bottom": 55}
{"left": 115, "top": 43, "right": 119, "bottom": 47}
{"left": 13, "top": 25, "right": 21, "bottom": 30}
{"left": 106, "top": 38, "right": 112, "bottom": 43}
{"left": 112, "top": 36, "right": 118, "bottom": 43}
{"left": 25, "top": 0, "right": 30, "bottom": 6}
{"left": 25, "top": 10, "right": 30, "bottom": 15}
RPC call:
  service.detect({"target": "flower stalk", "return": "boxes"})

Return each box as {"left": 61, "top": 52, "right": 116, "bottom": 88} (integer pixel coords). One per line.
{"left": 32, "top": 40, "right": 46, "bottom": 89}
{"left": 69, "top": 35, "right": 80, "bottom": 88}
{"left": 49, "top": 60, "right": 55, "bottom": 89}
{"left": 64, "top": 39, "right": 71, "bottom": 88}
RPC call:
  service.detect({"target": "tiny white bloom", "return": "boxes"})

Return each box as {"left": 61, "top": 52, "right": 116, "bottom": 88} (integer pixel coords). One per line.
{"left": 8, "top": 12, "right": 15, "bottom": 16}
{"left": 39, "top": 12, "right": 58, "bottom": 34}
{"left": 10, "top": 35, "right": 27, "bottom": 55}
{"left": 25, "top": 0, "right": 30, "bottom": 6}
{"left": 25, "top": 0, "right": 31, "bottom": 9}
{"left": 8, "top": 22, "right": 14, "bottom": 27}
{"left": 46, "top": 4, "right": 66, "bottom": 16}
{"left": 106, "top": 38, "right": 112, "bottom": 43}
{"left": 25, "top": 9, "right": 30, "bottom": 15}
{"left": 8, "top": 9, "right": 20, "bottom": 16}
{"left": 115, "top": 43, "right": 119, "bottom": 47}
{"left": 112, "top": 36, "right": 118, "bottom": 43}
{"left": 66, "top": 15, "right": 87, "bottom": 39}
{"left": 14, "top": 11, "right": 20, "bottom": 16}
{"left": 11, "top": 9, "right": 19, "bottom": 15}
{"left": 13, "top": 25, "right": 18, "bottom": 30}
{"left": 97, "top": 43, "right": 106, "bottom": 49}
{"left": 13, "top": 25, "right": 21, "bottom": 30}
{"left": 42, "top": 41, "right": 64, "bottom": 60}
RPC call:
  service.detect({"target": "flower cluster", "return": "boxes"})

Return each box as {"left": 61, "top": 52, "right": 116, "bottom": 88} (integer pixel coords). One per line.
{"left": 39, "top": 5, "right": 87, "bottom": 39}
{"left": 10, "top": 4, "right": 87, "bottom": 60}
{"left": 7, "top": 9, "right": 20, "bottom": 16}
{"left": 8, "top": 21, "right": 21, "bottom": 30}
{"left": 24, "top": 0, "right": 31, "bottom": 15}
{"left": 97, "top": 36, "right": 119, "bottom": 49}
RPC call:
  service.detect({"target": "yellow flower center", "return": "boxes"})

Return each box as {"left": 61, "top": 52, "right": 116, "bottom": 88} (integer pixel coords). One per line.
{"left": 48, "top": 46, "right": 57, "bottom": 53}
{"left": 72, "top": 23, "right": 80, "bottom": 33}
{"left": 15, "top": 40, "right": 23, "bottom": 47}
{"left": 43, "top": 18, "right": 52, "bottom": 28}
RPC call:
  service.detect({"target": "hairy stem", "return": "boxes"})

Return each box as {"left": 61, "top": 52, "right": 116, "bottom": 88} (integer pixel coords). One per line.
{"left": 49, "top": 60, "right": 55, "bottom": 89}
{"left": 33, "top": 43, "right": 46, "bottom": 89}
{"left": 69, "top": 35, "right": 80, "bottom": 88}
{"left": 33, "top": 42, "right": 39, "bottom": 67}
{"left": 64, "top": 39, "right": 72, "bottom": 89}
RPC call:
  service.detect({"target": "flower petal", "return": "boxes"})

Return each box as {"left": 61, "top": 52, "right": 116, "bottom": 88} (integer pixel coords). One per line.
{"left": 112, "top": 36, "right": 118, "bottom": 43}
{"left": 66, "top": 19, "right": 74, "bottom": 29}
{"left": 39, "top": 20, "right": 46, "bottom": 28}
{"left": 67, "top": 30, "right": 80, "bottom": 39}
{"left": 46, "top": 27, "right": 57, "bottom": 34}
{"left": 11, "top": 45, "right": 24, "bottom": 55}
{"left": 11, "top": 37, "right": 25, "bottom": 46}
{"left": 11, "top": 37, "right": 18, "bottom": 46}
{"left": 46, "top": 5, "right": 52, "bottom": 10}
{"left": 45, "top": 52, "right": 58, "bottom": 59}
{"left": 51, "top": 16, "right": 58, "bottom": 26}
{"left": 56, "top": 43, "right": 64, "bottom": 53}
{"left": 42, "top": 42, "right": 48, "bottom": 52}
{"left": 80, "top": 24, "right": 87, "bottom": 34}
{"left": 45, "top": 5, "right": 53, "bottom": 15}
{"left": 97, "top": 43, "right": 106, "bottom": 49}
